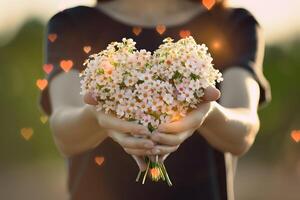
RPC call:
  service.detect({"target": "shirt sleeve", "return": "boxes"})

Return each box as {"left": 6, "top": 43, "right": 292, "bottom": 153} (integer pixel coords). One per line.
{"left": 222, "top": 8, "right": 271, "bottom": 108}
{"left": 39, "top": 10, "right": 85, "bottom": 115}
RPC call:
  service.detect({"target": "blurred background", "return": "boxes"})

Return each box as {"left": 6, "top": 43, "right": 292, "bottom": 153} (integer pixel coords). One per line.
{"left": 0, "top": 0, "right": 299, "bottom": 199}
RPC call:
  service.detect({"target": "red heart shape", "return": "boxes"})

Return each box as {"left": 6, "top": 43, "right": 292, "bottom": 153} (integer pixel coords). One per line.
{"left": 94, "top": 156, "right": 105, "bottom": 166}
{"left": 179, "top": 30, "right": 191, "bottom": 38}
{"left": 291, "top": 130, "right": 300, "bottom": 143}
{"left": 43, "top": 64, "right": 53, "bottom": 74}
{"left": 83, "top": 46, "right": 92, "bottom": 54}
{"left": 202, "top": 0, "right": 216, "bottom": 10}
{"left": 156, "top": 24, "right": 166, "bottom": 35}
{"left": 36, "top": 79, "right": 48, "bottom": 90}
{"left": 48, "top": 33, "right": 57, "bottom": 42}
{"left": 60, "top": 60, "right": 73, "bottom": 72}
{"left": 132, "top": 27, "right": 142, "bottom": 36}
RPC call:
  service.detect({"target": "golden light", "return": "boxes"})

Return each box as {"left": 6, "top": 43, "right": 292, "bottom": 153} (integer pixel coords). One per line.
{"left": 40, "top": 115, "right": 48, "bottom": 124}
{"left": 20, "top": 128, "right": 34, "bottom": 141}
{"left": 179, "top": 29, "right": 191, "bottom": 38}
{"left": 156, "top": 24, "right": 166, "bottom": 35}
{"left": 36, "top": 79, "right": 48, "bottom": 91}
{"left": 43, "top": 64, "right": 53, "bottom": 74}
{"left": 132, "top": 26, "right": 142, "bottom": 36}
{"left": 291, "top": 130, "right": 300, "bottom": 143}
{"left": 60, "top": 60, "right": 73, "bottom": 72}
{"left": 102, "top": 61, "right": 114, "bottom": 75}
{"left": 48, "top": 33, "right": 57, "bottom": 43}
{"left": 94, "top": 156, "right": 105, "bottom": 166}
{"left": 171, "top": 112, "right": 182, "bottom": 122}
{"left": 212, "top": 40, "right": 221, "bottom": 50}
{"left": 83, "top": 45, "right": 91, "bottom": 54}
{"left": 202, "top": 0, "right": 216, "bottom": 10}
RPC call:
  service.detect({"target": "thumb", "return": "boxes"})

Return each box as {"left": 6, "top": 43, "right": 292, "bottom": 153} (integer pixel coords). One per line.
{"left": 84, "top": 93, "right": 98, "bottom": 105}
{"left": 201, "top": 86, "right": 221, "bottom": 102}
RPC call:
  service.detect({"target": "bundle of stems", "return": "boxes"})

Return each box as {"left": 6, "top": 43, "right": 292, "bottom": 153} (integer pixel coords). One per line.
{"left": 135, "top": 155, "right": 172, "bottom": 186}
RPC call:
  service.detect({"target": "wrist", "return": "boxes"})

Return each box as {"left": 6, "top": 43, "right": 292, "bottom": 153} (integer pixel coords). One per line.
{"left": 83, "top": 104, "right": 97, "bottom": 120}
{"left": 82, "top": 104, "right": 102, "bottom": 129}
{"left": 198, "top": 101, "right": 220, "bottom": 132}
{"left": 82, "top": 104, "right": 109, "bottom": 137}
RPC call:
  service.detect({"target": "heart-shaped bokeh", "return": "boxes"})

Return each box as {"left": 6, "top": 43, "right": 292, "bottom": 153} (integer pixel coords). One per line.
{"left": 40, "top": 115, "right": 48, "bottom": 124}
{"left": 20, "top": 128, "right": 34, "bottom": 141}
{"left": 291, "top": 130, "right": 300, "bottom": 143}
{"left": 83, "top": 46, "right": 92, "bottom": 54}
{"left": 36, "top": 79, "right": 48, "bottom": 90}
{"left": 43, "top": 64, "right": 54, "bottom": 74}
{"left": 48, "top": 33, "right": 57, "bottom": 43}
{"left": 202, "top": 0, "right": 216, "bottom": 10}
{"left": 94, "top": 156, "right": 105, "bottom": 166}
{"left": 60, "top": 60, "right": 73, "bottom": 72}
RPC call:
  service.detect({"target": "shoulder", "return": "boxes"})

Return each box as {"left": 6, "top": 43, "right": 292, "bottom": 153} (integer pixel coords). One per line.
{"left": 48, "top": 6, "right": 97, "bottom": 26}
{"left": 227, "top": 7, "right": 260, "bottom": 26}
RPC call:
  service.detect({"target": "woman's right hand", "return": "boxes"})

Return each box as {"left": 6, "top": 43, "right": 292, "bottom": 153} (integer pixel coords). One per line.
{"left": 84, "top": 93, "right": 154, "bottom": 171}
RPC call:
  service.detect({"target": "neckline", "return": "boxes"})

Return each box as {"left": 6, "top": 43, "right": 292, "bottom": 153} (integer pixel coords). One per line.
{"left": 93, "top": 4, "right": 210, "bottom": 30}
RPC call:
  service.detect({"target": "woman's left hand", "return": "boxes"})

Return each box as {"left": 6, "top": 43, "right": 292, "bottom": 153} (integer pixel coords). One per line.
{"left": 148, "top": 86, "right": 220, "bottom": 163}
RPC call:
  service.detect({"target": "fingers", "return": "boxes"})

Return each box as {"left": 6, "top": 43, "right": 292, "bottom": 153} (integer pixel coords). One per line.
{"left": 108, "top": 130, "right": 154, "bottom": 149}
{"left": 150, "top": 131, "right": 184, "bottom": 146}
{"left": 147, "top": 145, "right": 180, "bottom": 155}
{"left": 124, "top": 148, "right": 150, "bottom": 156}
{"left": 84, "top": 93, "right": 150, "bottom": 136}
{"left": 98, "top": 114, "right": 150, "bottom": 135}
{"left": 158, "top": 111, "right": 204, "bottom": 133}
{"left": 122, "top": 136, "right": 155, "bottom": 149}
{"left": 124, "top": 143, "right": 179, "bottom": 157}
{"left": 83, "top": 93, "right": 98, "bottom": 105}
{"left": 201, "top": 86, "right": 221, "bottom": 102}
{"left": 158, "top": 104, "right": 210, "bottom": 133}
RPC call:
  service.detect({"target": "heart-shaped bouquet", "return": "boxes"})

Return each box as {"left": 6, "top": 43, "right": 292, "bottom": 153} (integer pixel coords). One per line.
{"left": 80, "top": 36, "right": 223, "bottom": 186}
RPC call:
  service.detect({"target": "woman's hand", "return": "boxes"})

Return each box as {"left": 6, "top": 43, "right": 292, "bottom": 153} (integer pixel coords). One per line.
{"left": 84, "top": 93, "right": 154, "bottom": 171}
{"left": 149, "top": 86, "right": 221, "bottom": 163}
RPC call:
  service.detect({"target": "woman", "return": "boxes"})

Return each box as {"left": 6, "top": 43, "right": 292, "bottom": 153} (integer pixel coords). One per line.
{"left": 40, "top": 0, "right": 271, "bottom": 199}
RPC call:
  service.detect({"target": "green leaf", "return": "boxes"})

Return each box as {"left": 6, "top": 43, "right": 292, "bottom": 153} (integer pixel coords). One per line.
{"left": 190, "top": 73, "right": 200, "bottom": 80}
{"left": 96, "top": 84, "right": 104, "bottom": 90}
{"left": 96, "top": 68, "right": 104, "bottom": 75}
{"left": 172, "top": 70, "right": 183, "bottom": 80}
{"left": 147, "top": 123, "right": 155, "bottom": 132}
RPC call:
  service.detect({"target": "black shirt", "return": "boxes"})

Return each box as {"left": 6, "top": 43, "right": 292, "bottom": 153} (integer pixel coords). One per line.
{"left": 40, "top": 4, "right": 271, "bottom": 200}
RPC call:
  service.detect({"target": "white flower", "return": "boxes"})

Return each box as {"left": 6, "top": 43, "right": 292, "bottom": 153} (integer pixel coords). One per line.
{"left": 80, "top": 37, "right": 222, "bottom": 130}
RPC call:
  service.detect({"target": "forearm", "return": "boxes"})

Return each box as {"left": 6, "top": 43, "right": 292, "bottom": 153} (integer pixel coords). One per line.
{"left": 50, "top": 104, "right": 107, "bottom": 157}
{"left": 198, "top": 101, "right": 260, "bottom": 156}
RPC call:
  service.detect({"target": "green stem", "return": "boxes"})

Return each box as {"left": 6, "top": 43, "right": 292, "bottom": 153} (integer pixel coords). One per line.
{"left": 142, "top": 158, "right": 150, "bottom": 184}
{"left": 135, "top": 170, "right": 142, "bottom": 182}
{"left": 161, "top": 163, "right": 173, "bottom": 186}
{"left": 158, "top": 164, "right": 166, "bottom": 181}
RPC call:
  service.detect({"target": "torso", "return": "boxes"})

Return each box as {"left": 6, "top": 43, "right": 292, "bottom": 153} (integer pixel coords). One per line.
{"left": 95, "top": 1, "right": 205, "bottom": 28}
{"left": 48, "top": 5, "right": 249, "bottom": 200}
